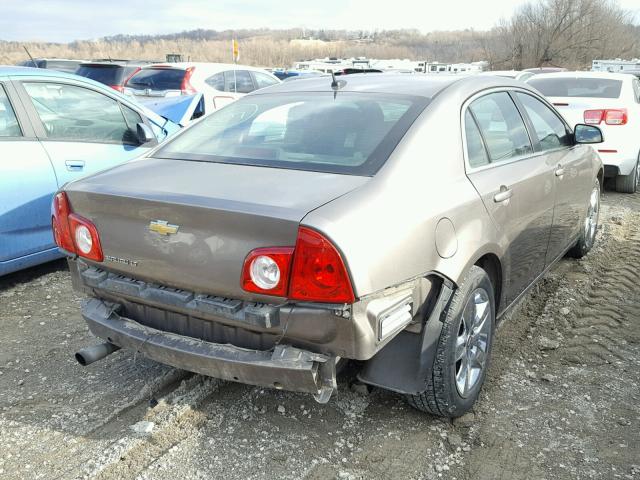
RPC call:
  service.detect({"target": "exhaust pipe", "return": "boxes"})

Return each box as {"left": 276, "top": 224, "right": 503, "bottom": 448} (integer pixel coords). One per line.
{"left": 75, "top": 342, "right": 120, "bottom": 366}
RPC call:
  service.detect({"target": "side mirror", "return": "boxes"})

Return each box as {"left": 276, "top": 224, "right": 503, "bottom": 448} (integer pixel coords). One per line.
{"left": 136, "top": 122, "right": 155, "bottom": 144}
{"left": 574, "top": 124, "right": 603, "bottom": 144}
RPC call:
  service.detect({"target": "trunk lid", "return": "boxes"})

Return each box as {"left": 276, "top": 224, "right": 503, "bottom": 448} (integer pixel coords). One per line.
{"left": 65, "top": 158, "right": 368, "bottom": 299}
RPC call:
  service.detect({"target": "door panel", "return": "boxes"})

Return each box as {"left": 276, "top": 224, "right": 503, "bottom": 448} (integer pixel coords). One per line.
{"left": 19, "top": 80, "right": 151, "bottom": 185}
{"left": 465, "top": 92, "right": 555, "bottom": 306}
{"left": 514, "top": 92, "right": 589, "bottom": 262}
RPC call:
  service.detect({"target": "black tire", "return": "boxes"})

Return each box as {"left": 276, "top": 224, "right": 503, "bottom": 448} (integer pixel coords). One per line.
{"left": 406, "top": 266, "right": 495, "bottom": 418}
{"left": 615, "top": 157, "right": 639, "bottom": 194}
{"left": 568, "top": 179, "right": 600, "bottom": 259}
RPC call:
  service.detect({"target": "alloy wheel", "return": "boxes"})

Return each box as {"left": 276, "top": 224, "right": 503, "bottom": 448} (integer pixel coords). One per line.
{"left": 455, "top": 288, "right": 491, "bottom": 398}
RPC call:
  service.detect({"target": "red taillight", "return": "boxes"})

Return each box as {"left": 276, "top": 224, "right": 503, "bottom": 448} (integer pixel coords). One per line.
{"left": 240, "top": 227, "right": 355, "bottom": 303}
{"left": 241, "top": 247, "right": 293, "bottom": 296}
{"left": 604, "top": 109, "right": 627, "bottom": 125}
{"left": 584, "top": 109, "right": 627, "bottom": 125}
{"left": 51, "top": 192, "right": 103, "bottom": 261}
{"left": 181, "top": 66, "right": 197, "bottom": 95}
{"left": 110, "top": 85, "right": 125, "bottom": 92}
{"left": 52, "top": 192, "right": 75, "bottom": 253}
{"left": 289, "top": 227, "right": 354, "bottom": 303}
{"left": 584, "top": 109, "right": 604, "bottom": 125}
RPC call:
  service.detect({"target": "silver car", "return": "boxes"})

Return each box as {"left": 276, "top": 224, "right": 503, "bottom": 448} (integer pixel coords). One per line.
{"left": 57, "top": 75, "right": 604, "bottom": 417}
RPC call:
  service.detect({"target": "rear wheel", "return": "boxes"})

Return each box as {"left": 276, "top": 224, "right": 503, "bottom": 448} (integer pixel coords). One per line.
{"left": 568, "top": 179, "right": 600, "bottom": 258}
{"left": 615, "top": 157, "right": 639, "bottom": 194}
{"left": 406, "top": 266, "right": 495, "bottom": 418}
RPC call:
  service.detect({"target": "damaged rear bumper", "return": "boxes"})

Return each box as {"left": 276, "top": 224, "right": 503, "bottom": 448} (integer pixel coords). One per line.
{"left": 82, "top": 298, "right": 337, "bottom": 399}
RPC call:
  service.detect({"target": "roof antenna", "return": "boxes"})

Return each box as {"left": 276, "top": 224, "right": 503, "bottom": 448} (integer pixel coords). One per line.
{"left": 23, "top": 46, "right": 38, "bottom": 68}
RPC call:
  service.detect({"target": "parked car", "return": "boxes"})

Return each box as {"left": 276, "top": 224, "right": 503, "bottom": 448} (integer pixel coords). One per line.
{"left": 0, "top": 66, "right": 199, "bottom": 276}
{"left": 123, "top": 62, "right": 280, "bottom": 113}
{"left": 75, "top": 61, "right": 156, "bottom": 93}
{"left": 60, "top": 75, "right": 603, "bottom": 417}
{"left": 17, "top": 58, "right": 83, "bottom": 73}
{"left": 528, "top": 72, "right": 640, "bottom": 193}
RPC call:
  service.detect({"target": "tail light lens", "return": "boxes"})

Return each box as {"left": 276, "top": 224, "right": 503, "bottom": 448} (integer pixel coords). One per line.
{"left": 181, "top": 66, "right": 197, "bottom": 95}
{"left": 241, "top": 227, "right": 355, "bottom": 303}
{"left": 52, "top": 192, "right": 75, "bottom": 253}
{"left": 242, "top": 247, "right": 293, "bottom": 296}
{"left": 604, "top": 109, "right": 627, "bottom": 125}
{"left": 584, "top": 110, "right": 604, "bottom": 124}
{"left": 110, "top": 85, "right": 125, "bottom": 93}
{"left": 289, "top": 227, "right": 354, "bottom": 303}
{"left": 51, "top": 192, "right": 103, "bottom": 261}
{"left": 584, "top": 109, "right": 627, "bottom": 125}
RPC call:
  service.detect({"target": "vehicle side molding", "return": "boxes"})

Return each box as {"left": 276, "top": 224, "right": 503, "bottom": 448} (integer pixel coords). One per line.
{"left": 357, "top": 277, "right": 455, "bottom": 395}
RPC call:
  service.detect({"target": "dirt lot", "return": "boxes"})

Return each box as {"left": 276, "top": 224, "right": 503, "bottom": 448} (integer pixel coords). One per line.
{"left": 1, "top": 190, "right": 638, "bottom": 480}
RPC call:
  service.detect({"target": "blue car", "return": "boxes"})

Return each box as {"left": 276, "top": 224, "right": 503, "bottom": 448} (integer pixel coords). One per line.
{"left": 0, "top": 67, "right": 199, "bottom": 276}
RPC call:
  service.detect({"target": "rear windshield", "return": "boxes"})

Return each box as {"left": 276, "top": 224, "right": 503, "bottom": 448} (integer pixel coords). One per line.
{"left": 155, "top": 92, "right": 428, "bottom": 176}
{"left": 125, "top": 68, "right": 186, "bottom": 90}
{"left": 76, "top": 65, "right": 124, "bottom": 85}
{"left": 528, "top": 77, "right": 623, "bottom": 98}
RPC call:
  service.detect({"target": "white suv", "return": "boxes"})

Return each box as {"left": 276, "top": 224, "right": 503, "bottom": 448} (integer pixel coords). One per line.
{"left": 528, "top": 72, "right": 640, "bottom": 193}
{"left": 124, "top": 62, "right": 280, "bottom": 113}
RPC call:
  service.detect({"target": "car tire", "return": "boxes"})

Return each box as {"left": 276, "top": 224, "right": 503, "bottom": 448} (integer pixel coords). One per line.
{"left": 406, "top": 266, "right": 495, "bottom": 418}
{"left": 615, "top": 157, "right": 639, "bottom": 194}
{"left": 568, "top": 179, "right": 600, "bottom": 259}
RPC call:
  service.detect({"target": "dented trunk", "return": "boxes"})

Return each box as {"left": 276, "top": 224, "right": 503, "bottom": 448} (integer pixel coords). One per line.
{"left": 64, "top": 157, "right": 368, "bottom": 300}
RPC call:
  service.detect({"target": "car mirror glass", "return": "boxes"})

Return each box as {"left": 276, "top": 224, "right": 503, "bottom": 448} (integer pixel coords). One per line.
{"left": 574, "top": 124, "right": 603, "bottom": 144}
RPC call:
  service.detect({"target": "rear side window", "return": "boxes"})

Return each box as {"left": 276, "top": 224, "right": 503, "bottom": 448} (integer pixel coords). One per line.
{"left": 156, "top": 92, "right": 429, "bottom": 176}
{"left": 0, "top": 85, "right": 21, "bottom": 137}
{"left": 528, "top": 77, "right": 623, "bottom": 99}
{"left": 23, "top": 82, "right": 137, "bottom": 144}
{"left": 253, "top": 72, "right": 279, "bottom": 89}
{"left": 469, "top": 92, "right": 532, "bottom": 163}
{"left": 126, "top": 68, "right": 186, "bottom": 90}
{"left": 516, "top": 93, "right": 571, "bottom": 151}
{"left": 633, "top": 79, "right": 640, "bottom": 103}
{"left": 205, "top": 72, "right": 225, "bottom": 91}
{"left": 223, "top": 70, "right": 255, "bottom": 94}
{"left": 464, "top": 111, "right": 489, "bottom": 167}
{"left": 76, "top": 65, "right": 124, "bottom": 85}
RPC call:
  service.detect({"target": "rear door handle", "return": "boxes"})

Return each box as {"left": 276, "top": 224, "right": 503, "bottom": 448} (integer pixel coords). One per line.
{"left": 493, "top": 186, "right": 513, "bottom": 203}
{"left": 65, "top": 160, "right": 85, "bottom": 171}
{"left": 555, "top": 166, "right": 565, "bottom": 177}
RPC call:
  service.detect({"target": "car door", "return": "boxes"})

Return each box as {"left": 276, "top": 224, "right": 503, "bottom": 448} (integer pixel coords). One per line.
{"left": 13, "top": 78, "right": 154, "bottom": 187}
{"left": 514, "top": 91, "right": 591, "bottom": 264}
{"left": 0, "top": 80, "right": 59, "bottom": 273}
{"left": 463, "top": 90, "right": 556, "bottom": 306}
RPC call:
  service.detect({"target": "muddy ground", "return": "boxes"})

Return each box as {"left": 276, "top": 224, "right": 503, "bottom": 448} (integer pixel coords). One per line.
{"left": 1, "top": 189, "right": 638, "bottom": 480}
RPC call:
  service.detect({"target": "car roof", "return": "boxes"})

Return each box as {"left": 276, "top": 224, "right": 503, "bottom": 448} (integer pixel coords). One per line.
{"left": 250, "top": 73, "right": 530, "bottom": 99}
{"left": 141, "top": 62, "right": 272, "bottom": 72}
{"left": 0, "top": 65, "right": 82, "bottom": 78}
{"left": 528, "top": 71, "right": 633, "bottom": 82}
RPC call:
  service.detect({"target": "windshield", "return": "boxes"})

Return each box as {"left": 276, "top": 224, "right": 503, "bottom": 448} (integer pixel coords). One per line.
{"left": 155, "top": 92, "right": 429, "bottom": 175}
{"left": 76, "top": 65, "right": 124, "bottom": 85}
{"left": 528, "top": 77, "right": 623, "bottom": 98}
{"left": 126, "top": 68, "right": 186, "bottom": 90}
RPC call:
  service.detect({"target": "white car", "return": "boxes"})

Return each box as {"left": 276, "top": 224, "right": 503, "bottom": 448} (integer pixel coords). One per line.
{"left": 123, "top": 62, "right": 280, "bottom": 113}
{"left": 528, "top": 72, "right": 640, "bottom": 193}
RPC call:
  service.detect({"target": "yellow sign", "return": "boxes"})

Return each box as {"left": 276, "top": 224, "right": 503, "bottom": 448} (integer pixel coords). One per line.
{"left": 232, "top": 39, "right": 239, "bottom": 63}
{"left": 149, "top": 220, "right": 179, "bottom": 236}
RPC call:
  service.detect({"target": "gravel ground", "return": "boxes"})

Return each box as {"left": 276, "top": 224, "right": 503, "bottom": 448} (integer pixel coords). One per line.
{"left": 1, "top": 189, "right": 638, "bottom": 480}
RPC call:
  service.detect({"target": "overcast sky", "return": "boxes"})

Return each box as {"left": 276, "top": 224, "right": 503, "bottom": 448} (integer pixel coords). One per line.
{"left": 1, "top": 0, "right": 639, "bottom": 43}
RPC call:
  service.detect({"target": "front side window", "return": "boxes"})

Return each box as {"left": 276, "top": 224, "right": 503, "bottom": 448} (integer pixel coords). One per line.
{"left": 23, "top": 82, "right": 136, "bottom": 144}
{"left": 156, "top": 92, "right": 428, "bottom": 176}
{"left": 516, "top": 93, "right": 571, "bottom": 151}
{"left": 0, "top": 85, "right": 22, "bottom": 137}
{"left": 469, "top": 92, "right": 532, "bottom": 163}
{"left": 253, "top": 72, "right": 279, "bottom": 89}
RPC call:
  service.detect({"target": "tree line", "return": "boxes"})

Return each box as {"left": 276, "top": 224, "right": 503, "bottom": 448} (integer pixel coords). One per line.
{"left": 1, "top": 0, "right": 638, "bottom": 70}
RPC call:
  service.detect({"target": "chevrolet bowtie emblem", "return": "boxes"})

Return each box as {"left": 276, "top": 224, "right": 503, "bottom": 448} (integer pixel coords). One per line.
{"left": 149, "top": 220, "right": 179, "bottom": 236}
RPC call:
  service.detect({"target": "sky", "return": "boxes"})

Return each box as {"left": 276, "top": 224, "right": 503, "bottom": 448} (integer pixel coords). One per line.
{"left": 1, "top": 0, "right": 639, "bottom": 43}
